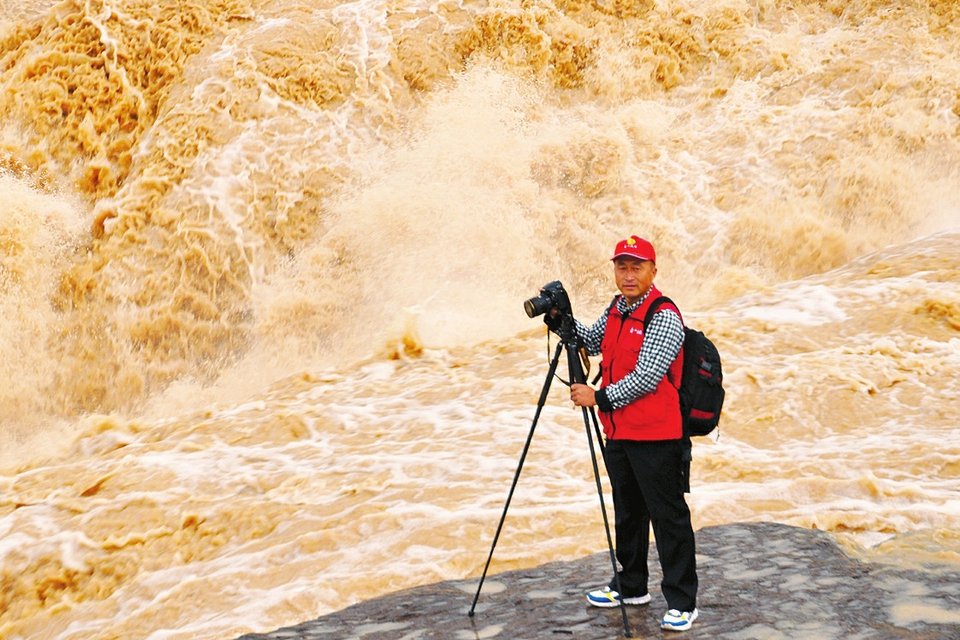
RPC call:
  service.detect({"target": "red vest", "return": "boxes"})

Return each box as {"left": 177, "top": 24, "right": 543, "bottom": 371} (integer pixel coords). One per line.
{"left": 598, "top": 286, "right": 684, "bottom": 441}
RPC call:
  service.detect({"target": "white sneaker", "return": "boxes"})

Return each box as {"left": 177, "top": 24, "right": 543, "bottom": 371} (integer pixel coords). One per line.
{"left": 661, "top": 607, "right": 699, "bottom": 631}
{"left": 586, "top": 587, "right": 651, "bottom": 608}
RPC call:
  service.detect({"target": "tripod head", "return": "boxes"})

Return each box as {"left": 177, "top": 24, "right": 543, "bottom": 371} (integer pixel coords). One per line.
{"left": 556, "top": 312, "right": 589, "bottom": 386}
{"left": 552, "top": 309, "right": 578, "bottom": 345}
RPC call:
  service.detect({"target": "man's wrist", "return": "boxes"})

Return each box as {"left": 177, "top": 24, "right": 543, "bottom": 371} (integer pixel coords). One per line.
{"left": 595, "top": 387, "right": 614, "bottom": 413}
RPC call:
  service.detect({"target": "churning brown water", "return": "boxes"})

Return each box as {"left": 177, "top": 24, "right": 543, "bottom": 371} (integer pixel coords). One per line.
{"left": 2, "top": 0, "right": 959, "bottom": 637}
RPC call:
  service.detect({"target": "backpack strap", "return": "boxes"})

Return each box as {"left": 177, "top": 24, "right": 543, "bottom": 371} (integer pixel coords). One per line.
{"left": 605, "top": 295, "right": 621, "bottom": 316}
{"left": 641, "top": 296, "right": 682, "bottom": 388}
{"left": 641, "top": 295, "right": 676, "bottom": 328}
{"left": 641, "top": 295, "right": 691, "bottom": 459}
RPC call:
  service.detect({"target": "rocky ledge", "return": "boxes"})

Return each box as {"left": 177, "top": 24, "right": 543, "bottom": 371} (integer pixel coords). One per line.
{"left": 236, "top": 523, "right": 960, "bottom": 639}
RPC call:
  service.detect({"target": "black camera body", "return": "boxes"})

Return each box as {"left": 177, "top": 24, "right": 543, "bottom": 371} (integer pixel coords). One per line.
{"left": 524, "top": 280, "right": 572, "bottom": 319}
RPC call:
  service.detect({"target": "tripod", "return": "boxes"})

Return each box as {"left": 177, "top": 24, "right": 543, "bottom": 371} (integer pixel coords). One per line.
{"left": 467, "top": 313, "right": 632, "bottom": 637}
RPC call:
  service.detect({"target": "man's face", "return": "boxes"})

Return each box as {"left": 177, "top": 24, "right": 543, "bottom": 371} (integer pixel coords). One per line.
{"left": 614, "top": 257, "right": 657, "bottom": 305}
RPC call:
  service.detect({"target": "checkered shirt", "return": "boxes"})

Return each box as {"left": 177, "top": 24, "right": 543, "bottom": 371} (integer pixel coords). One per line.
{"left": 575, "top": 290, "right": 684, "bottom": 410}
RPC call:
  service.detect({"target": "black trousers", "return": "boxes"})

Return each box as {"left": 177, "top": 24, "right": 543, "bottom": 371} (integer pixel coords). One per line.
{"left": 603, "top": 439, "right": 698, "bottom": 611}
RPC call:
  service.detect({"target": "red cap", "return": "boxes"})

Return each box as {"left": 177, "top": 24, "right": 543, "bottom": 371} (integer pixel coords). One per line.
{"left": 611, "top": 236, "right": 656, "bottom": 263}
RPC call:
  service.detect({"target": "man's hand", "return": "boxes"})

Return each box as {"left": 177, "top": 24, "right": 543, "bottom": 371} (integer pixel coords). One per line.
{"left": 570, "top": 383, "right": 596, "bottom": 407}
{"left": 544, "top": 308, "right": 562, "bottom": 334}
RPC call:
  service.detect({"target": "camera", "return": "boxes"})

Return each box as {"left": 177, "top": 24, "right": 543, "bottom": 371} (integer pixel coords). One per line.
{"left": 524, "top": 280, "right": 572, "bottom": 319}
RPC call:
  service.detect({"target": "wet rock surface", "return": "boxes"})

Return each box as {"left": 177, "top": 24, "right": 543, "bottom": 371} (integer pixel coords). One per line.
{"left": 236, "top": 523, "right": 960, "bottom": 639}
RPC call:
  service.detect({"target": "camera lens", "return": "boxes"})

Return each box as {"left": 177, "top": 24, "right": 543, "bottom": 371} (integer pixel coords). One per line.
{"left": 523, "top": 294, "right": 549, "bottom": 318}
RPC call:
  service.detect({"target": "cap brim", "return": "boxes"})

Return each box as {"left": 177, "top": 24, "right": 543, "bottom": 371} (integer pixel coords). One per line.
{"left": 611, "top": 252, "right": 654, "bottom": 262}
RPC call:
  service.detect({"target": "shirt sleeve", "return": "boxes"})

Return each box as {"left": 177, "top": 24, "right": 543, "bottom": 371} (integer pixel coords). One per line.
{"left": 575, "top": 313, "right": 607, "bottom": 357}
{"left": 600, "top": 308, "right": 684, "bottom": 410}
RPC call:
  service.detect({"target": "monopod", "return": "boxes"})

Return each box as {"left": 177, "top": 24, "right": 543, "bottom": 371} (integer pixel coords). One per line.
{"left": 467, "top": 311, "right": 632, "bottom": 638}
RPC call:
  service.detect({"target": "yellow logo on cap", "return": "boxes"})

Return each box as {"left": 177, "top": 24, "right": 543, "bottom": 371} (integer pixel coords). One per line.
{"left": 627, "top": 238, "right": 636, "bottom": 246}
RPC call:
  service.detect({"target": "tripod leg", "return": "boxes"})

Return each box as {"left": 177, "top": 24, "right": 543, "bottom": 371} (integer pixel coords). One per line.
{"left": 588, "top": 406, "right": 605, "bottom": 456}
{"left": 468, "top": 340, "right": 564, "bottom": 616}
{"left": 566, "top": 344, "right": 631, "bottom": 638}
{"left": 581, "top": 406, "right": 631, "bottom": 637}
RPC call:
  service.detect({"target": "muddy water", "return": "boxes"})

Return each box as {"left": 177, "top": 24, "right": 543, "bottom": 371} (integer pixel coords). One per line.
{"left": 1, "top": 0, "right": 959, "bottom": 637}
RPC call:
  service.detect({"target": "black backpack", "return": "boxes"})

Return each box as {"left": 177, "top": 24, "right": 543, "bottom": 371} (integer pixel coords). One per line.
{"left": 643, "top": 297, "right": 725, "bottom": 439}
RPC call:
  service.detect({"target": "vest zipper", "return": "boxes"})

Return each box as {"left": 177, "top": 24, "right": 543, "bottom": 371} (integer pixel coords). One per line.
{"left": 606, "top": 305, "right": 634, "bottom": 440}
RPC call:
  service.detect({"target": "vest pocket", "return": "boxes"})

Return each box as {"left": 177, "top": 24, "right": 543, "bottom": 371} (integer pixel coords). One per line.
{"left": 611, "top": 344, "right": 640, "bottom": 380}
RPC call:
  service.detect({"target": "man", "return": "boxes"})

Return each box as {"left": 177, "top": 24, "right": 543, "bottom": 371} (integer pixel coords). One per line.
{"left": 569, "top": 235, "right": 699, "bottom": 632}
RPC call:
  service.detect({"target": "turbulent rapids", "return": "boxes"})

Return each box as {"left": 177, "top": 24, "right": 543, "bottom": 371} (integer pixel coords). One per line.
{"left": 1, "top": 0, "right": 959, "bottom": 637}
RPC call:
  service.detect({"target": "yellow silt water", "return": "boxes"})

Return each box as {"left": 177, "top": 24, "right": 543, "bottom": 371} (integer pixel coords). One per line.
{"left": 1, "top": 0, "right": 959, "bottom": 637}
